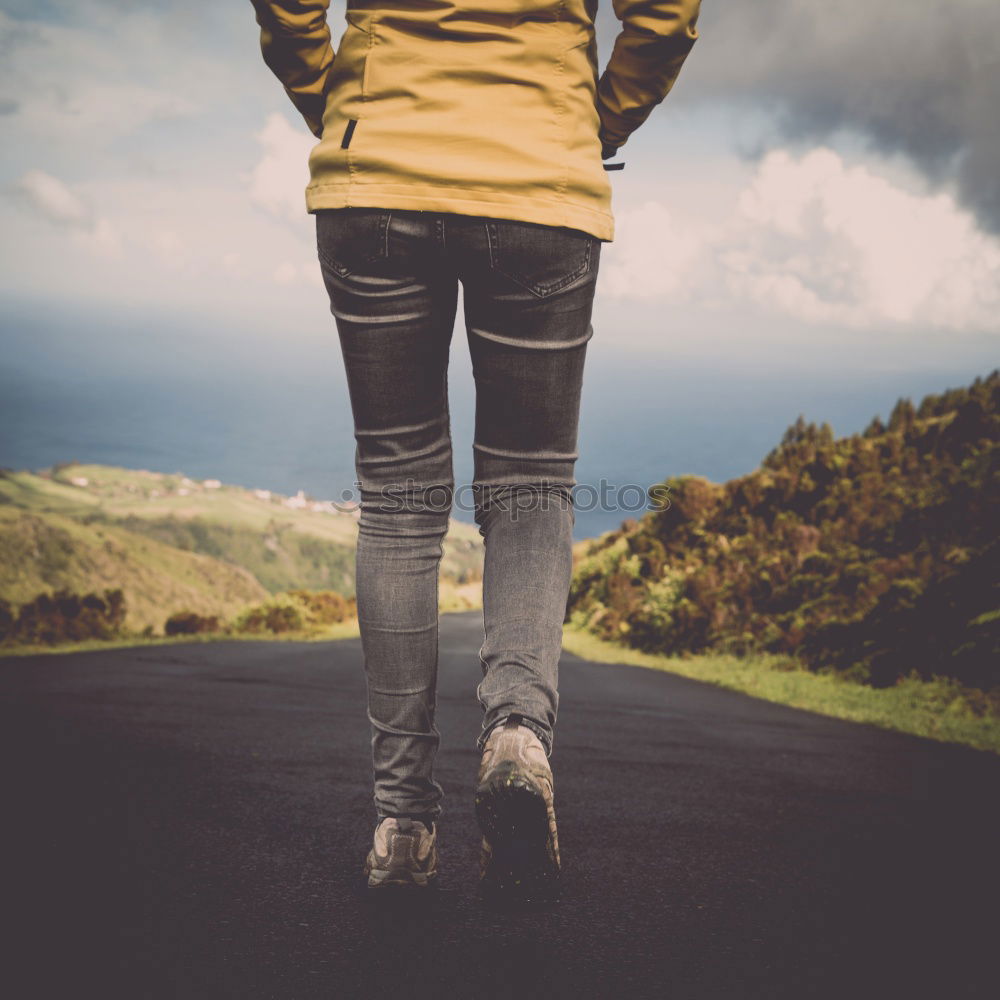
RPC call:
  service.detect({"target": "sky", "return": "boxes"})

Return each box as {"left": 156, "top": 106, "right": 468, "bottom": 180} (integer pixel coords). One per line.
{"left": 1, "top": 0, "right": 998, "bottom": 507}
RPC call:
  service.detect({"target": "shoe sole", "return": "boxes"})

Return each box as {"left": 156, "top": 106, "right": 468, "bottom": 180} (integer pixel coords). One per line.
{"left": 364, "top": 865, "right": 437, "bottom": 889}
{"left": 475, "top": 761, "right": 560, "bottom": 902}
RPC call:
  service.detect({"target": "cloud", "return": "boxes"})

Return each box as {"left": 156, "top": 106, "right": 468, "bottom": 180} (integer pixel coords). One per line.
{"left": 1, "top": 0, "right": 993, "bottom": 346}
{"left": 599, "top": 200, "right": 706, "bottom": 301}
{"left": 273, "top": 260, "right": 323, "bottom": 288}
{"left": 51, "top": 80, "right": 195, "bottom": 135}
{"left": 11, "top": 169, "right": 122, "bottom": 257}
{"left": 603, "top": 148, "right": 1000, "bottom": 332}
{"left": 151, "top": 229, "right": 187, "bottom": 268}
{"left": 725, "top": 149, "right": 1000, "bottom": 329}
{"left": 15, "top": 169, "right": 92, "bottom": 228}
{"left": 249, "top": 113, "right": 315, "bottom": 223}
{"left": 0, "top": 8, "right": 200, "bottom": 139}
{"left": 273, "top": 261, "right": 298, "bottom": 285}
{"left": 691, "top": 0, "right": 1000, "bottom": 234}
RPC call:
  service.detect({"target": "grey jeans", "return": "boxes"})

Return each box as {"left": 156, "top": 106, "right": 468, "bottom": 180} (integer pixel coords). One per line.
{"left": 316, "top": 207, "right": 601, "bottom": 823}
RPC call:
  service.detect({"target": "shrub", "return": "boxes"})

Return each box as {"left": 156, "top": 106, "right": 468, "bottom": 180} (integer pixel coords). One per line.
{"left": 6, "top": 588, "right": 127, "bottom": 645}
{"left": 164, "top": 611, "right": 221, "bottom": 636}
{"left": 0, "top": 599, "right": 13, "bottom": 642}
{"left": 234, "top": 598, "right": 305, "bottom": 634}
{"left": 566, "top": 369, "right": 1000, "bottom": 695}
{"left": 287, "top": 589, "right": 356, "bottom": 625}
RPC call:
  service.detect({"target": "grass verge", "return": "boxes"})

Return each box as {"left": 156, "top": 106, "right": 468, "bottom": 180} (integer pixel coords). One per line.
{"left": 0, "top": 619, "right": 363, "bottom": 659}
{"left": 0, "top": 605, "right": 483, "bottom": 659}
{"left": 561, "top": 623, "right": 1000, "bottom": 755}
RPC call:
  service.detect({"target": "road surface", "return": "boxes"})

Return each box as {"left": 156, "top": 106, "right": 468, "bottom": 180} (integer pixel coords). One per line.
{"left": 1, "top": 610, "right": 996, "bottom": 998}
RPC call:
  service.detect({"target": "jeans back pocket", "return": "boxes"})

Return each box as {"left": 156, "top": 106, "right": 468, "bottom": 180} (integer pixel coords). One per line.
{"left": 485, "top": 219, "right": 597, "bottom": 298}
{"left": 316, "top": 208, "right": 392, "bottom": 277}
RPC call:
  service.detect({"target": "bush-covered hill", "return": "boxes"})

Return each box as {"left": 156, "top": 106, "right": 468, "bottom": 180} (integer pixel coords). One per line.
{"left": 0, "top": 464, "right": 484, "bottom": 632}
{"left": 568, "top": 370, "right": 999, "bottom": 693}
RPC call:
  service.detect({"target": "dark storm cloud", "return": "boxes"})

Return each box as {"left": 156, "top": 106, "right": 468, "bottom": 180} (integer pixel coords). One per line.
{"left": 684, "top": 0, "right": 1000, "bottom": 233}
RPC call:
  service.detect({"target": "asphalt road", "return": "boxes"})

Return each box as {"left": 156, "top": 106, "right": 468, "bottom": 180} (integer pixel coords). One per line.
{"left": 1, "top": 610, "right": 996, "bottom": 999}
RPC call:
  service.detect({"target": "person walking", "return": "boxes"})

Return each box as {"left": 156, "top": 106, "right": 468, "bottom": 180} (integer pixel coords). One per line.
{"left": 250, "top": 0, "right": 701, "bottom": 899}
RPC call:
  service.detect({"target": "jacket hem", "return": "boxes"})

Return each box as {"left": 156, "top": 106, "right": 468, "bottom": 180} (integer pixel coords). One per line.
{"left": 305, "top": 183, "right": 615, "bottom": 242}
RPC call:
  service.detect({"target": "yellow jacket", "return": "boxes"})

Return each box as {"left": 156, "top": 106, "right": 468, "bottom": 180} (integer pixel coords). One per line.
{"left": 251, "top": 1, "right": 700, "bottom": 242}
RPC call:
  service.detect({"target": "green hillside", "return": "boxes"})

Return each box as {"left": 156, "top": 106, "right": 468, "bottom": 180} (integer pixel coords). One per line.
{"left": 0, "top": 505, "right": 268, "bottom": 632}
{"left": 0, "top": 464, "right": 485, "bottom": 631}
{"left": 569, "top": 370, "right": 999, "bottom": 695}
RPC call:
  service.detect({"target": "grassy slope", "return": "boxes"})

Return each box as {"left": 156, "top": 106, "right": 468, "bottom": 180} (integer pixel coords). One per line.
{"left": 0, "top": 505, "right": 268, "bottom": 631}
{"left": 0, "top": 464, "right": 485, "bottom": 627}
{"left": 1, "top": 465, "right": 483, "bottom": 579}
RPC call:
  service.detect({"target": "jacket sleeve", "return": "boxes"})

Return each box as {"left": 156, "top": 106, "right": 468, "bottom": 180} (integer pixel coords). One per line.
{"left": 250, "top": 1, "right": 336, "bottom": 139}
{"left": 596, "top": 0, "right": 701, "bottom": 151}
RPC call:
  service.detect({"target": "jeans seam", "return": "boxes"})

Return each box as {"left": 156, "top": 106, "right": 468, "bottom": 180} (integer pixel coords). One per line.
{"left": 382, "top": 209, "right": 392, "bottom": 257}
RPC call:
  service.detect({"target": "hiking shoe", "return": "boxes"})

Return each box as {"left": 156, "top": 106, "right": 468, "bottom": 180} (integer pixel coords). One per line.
{"left": 363, "top": 816, "right": 438, "bottom": 889}
{"left": 475, "top": 713, "right": 560, "bottom": 901}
